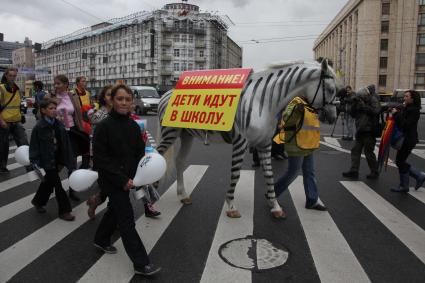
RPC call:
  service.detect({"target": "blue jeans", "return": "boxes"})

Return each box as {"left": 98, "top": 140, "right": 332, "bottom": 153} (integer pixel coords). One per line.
{"left": 274, "top": 154, "right": 319, "bottom": 208}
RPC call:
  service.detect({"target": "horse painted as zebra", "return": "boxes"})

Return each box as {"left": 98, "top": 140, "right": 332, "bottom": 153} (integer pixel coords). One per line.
{"left": 156, "top": 59, "right": 338, "bottom": 218}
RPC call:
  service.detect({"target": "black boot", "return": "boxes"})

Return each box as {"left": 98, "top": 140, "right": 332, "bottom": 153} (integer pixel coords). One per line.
{"left": 69, "top": 188, "right": 81, "bottom": 201}
{"left": 409, "top": 166, "right": 425, "bottom": 190}
{"left": 391, "top": 173, "right": 410, "bottom": 193}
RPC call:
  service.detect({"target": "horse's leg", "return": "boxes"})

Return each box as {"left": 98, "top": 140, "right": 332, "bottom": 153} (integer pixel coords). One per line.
{"left": 226, "top": 134, "right": 248, "bottom": 218}
{"left": 257, "top": 145, "right": 286, "bottom": 219}
{"left": 175, "top": 131, "right": 193, "bottom": 204}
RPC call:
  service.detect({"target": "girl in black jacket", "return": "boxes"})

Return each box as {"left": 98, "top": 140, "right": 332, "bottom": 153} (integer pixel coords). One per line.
{"left": 29, "top": 98, "right": 75, "bottom": 221}
{"left": 92, "top": 84, "right": 160, "bottom": 276}
{"left": 391, "top": 90, "right": 425, "bottom": 192}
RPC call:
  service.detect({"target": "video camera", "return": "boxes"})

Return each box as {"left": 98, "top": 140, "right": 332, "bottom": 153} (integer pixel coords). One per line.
{"left": 380, "top": 102, "right": 403, "bottom": 113}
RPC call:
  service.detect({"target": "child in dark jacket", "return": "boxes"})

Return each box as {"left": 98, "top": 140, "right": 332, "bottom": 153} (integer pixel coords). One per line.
{"left": 29, "top": 98, "right": 75, "bottom": 221}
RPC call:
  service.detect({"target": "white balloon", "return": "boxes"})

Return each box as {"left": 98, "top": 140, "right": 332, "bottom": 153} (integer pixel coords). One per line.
{"left": 15, "top": 145, "right": 30, "bottom": 166}
{"left": 69, "top": 169, "right": 98, "bottom": 192}
{"left": 133, "top": 153, "right": 166, "bottom": 186}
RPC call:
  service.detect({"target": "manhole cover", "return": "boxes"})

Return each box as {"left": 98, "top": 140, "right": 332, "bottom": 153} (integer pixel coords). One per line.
{"left": 218, "top": 236, "right": 289, "bottom": 272}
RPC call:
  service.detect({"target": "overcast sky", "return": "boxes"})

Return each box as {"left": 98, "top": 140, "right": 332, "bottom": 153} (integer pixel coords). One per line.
{"left": 0, "top": 0, "right": 347, "bottom": 70}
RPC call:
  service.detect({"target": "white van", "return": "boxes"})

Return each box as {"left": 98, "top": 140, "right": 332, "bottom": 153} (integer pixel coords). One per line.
{"left": 129, "top": 86, "right": 160, "bottom": 115}
{"left": 392, "top": 89, "right": 425, "bottom": 114}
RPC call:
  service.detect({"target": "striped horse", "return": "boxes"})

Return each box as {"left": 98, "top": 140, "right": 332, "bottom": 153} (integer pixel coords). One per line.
{"left": 156, "top": 60, "right": 338, "bottom": 218}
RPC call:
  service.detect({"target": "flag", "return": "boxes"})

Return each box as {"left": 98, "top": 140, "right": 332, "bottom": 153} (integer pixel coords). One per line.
{"left": 378, "top": 116, "right": 395, "bottom": 172}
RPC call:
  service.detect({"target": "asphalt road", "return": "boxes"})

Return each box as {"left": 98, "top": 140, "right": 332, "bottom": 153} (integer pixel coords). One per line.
{"left": 0, "top": 110, "right": 424, "bottom": 282}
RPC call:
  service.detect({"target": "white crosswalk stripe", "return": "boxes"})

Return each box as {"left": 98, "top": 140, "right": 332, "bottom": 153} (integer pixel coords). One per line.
{"left": 289, "top": 176, "right": 370, "bottom": 283}
{"left": 0, "top": 165, "right": 424, "bottom": 282}
{"left": 341, "top": 181, "right": 425, "bottom": 265}
{"left": 201, "top": 170, "right": 254, "bottom": 283}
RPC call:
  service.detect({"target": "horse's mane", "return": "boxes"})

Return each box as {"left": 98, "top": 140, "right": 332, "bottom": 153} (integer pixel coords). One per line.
{"left": 266, "top": 60, "right": 319, "bottom": 70}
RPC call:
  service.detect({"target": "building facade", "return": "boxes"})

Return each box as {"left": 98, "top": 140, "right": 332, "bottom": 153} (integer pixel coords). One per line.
{"left": 34, "top": 2, "right": 243, "bottom": 93}
{"left": 0, "top": 33, "right": 25, "bottom": 73}
{"left": 313, "top": 0, "right": 425, "bottom": 93}
{"left": 12, "top": 38, "right": 35, "bottom": 91}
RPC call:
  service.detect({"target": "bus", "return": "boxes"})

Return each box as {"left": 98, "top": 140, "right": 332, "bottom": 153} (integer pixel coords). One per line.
{"left": 392, "top": 89, "right": 425, "bottom": 114}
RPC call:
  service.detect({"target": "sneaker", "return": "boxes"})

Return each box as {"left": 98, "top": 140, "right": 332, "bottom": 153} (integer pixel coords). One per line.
{"left": 0, "top": 167, "right": 9, "bottom": 174}
{"left": 93, "top": 243, "right": 118, "bottom": 254}
{"left": 366, "top": 172, "right": 379, "bottom": 179}
{"left": 134, "top": 264, "right": 161, "bottom": 276}
{"left": 31, "top": 200, "right": 47, "bottom": 213}
{"left": 145, "top": 204, "right": 161, "bottom": 218}
{"left": 59, "top": 212, "right": 75, "bottom": 221}
{"left": 342, "top": 171, "right": 359, "bottom": 179}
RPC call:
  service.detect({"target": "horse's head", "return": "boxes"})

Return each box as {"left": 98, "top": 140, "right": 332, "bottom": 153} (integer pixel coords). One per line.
{"left": 302, "top": 59, "right": 339, "bottom": 124}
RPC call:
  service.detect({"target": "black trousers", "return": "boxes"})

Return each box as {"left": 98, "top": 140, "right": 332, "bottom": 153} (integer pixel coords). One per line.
{"left": 350, "top": 133, "right": 378, "bottom": 173}
{"left": 396, "top": 142, "right": 414, "bottom": 174}
{"left": 0, "top": 122, "right": 28, "bottom": 168}
{"left": 94, "top": 189, "right": 149, "bottom": 268}
{"left": 32, "top": 169, "right": 72, "bottom": 215}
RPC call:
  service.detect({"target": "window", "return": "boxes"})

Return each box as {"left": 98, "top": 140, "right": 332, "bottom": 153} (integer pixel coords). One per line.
{"left": 181, "top": 34, "right": 187, "bottom": 42}
{"left": 379, "top": 75, "right": 387, "bottom": 87}
{"left": 381, "top": 21, "right": 389, "bottom": 33}
{"left": 188, "top": 35, "right": 193, "bottom": 43}
{"left": 415, "top": 73, "right": 425, "bottom": 84}
{"left": 380, "top": 57, "right": 388, "bottom": 68}
{"left": 382, "top": 3, "right": 390, "bottom": 15}
{"left": 416, "top": 53, "right": 425, "bottom": 65}
{"left": 199, "top": 50, "right": 204, "bottom": 57}
{"left": 421, "top": 0, "right": 425, "bottom": 5}
{"left": 419, "top": 14, "right": 425, "bottom": 26}
{"left": 174, "top": 49, "right": 180, "bottom": 57}
{"left": 174, "top": 63, "right": 179, "bottom": 71}
{"left": 188, "top": 49, "right": 194, "bottom": 57}
{"left": 188, "top": 63, "right": 193, "bottom": 70}
{"left": 418, "top": 34, "right": 425, "bottom": 45}
{"left": 174, "top": 34, "right": 180, "bottom": 42}
{"left": 380, "top": 39, "right": 388, "bottom": 51}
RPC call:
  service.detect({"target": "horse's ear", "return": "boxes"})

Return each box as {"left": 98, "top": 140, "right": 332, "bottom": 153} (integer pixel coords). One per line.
{"left": 321, "top": 58, "right": 329, "bottom": 72}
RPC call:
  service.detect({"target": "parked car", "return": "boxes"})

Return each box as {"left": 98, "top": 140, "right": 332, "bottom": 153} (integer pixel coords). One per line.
{"left": 130, "top": 86, "right": 160, "bottom": 115}
{"left": 392, "top": 89, "right": 425, "bottom": 114}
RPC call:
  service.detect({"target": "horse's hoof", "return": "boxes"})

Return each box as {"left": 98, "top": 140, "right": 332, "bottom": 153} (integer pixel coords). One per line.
{"left": 180, "top": 197, "right": 192, "bottom": 205}
{"left": 226, "top": 210, "right": 241, "bottom": 218}
{"left": 271, "top": 209, "right": 286, "bottom": 219}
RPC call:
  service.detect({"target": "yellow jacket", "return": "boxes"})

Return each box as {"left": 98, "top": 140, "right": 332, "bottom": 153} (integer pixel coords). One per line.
{"left": 0, "top": 84, "right": 21, "bottom": 123}
{"left": 73, "top": 88, "right": 91, "bottom": 107}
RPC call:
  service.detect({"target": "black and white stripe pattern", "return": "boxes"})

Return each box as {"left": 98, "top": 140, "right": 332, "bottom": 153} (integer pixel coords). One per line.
{"left": 156, "top": 61, "right": 338, "bottom": 214}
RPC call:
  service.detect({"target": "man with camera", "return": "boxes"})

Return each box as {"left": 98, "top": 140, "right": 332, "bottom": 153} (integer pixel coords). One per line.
{"left": 339, "top": 85, "right": 355, "bottom": 140}
{"left": 342, "top": 85, "right": 381, "bottom": 179}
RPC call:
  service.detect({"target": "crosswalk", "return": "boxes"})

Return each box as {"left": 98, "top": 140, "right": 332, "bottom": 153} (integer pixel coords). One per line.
{"left": 1, "top": 144, "right": 425, "bottom": 282}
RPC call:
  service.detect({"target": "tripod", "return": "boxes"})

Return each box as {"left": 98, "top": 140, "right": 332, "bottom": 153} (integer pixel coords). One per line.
{"left": 331, "top": 111, "right": 345, "bottom": 137}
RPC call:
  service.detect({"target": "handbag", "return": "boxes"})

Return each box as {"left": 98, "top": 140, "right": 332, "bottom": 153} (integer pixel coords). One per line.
{"left": 390, "top": 126, "right": 404, "bottom": 150}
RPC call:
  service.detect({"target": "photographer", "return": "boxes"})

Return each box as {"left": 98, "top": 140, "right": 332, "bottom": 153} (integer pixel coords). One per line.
{"left": 342, "top": 85, "right": 380, "bottom": 179}
{"left": 336, "top": 85, "right": 355, "bottom": 140}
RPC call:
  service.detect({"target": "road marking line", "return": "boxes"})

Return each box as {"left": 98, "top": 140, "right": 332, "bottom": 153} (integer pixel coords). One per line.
{"left": 200, "top": 170, "right": 254, "bottom": 283}
{"left": 0, "top": 198, "right": 108, "bottom": 282}
{"left": 341, "top": 181, "right": 425, "bottom": 265}
{"left": 323, "top": 137, "right": 342, "bottom": 148}
{"left": 78, "top": 165, "right": 209, "bottom": 283}
{"left": 0, "top": 157, "right": 81, "bottom": 193}
{"left": 320, "top": 141, "right": 396, "bottom": 168}
{"left": 0, "top": 179, "right": 70, "bottom": 224}
{"left": 290, "top": 177, "right": 370, "bottom": 283}
{"left": 408, "top": 188, "right": 425, "bottom": 205}
{"left": 6, "top": 162, "right": 23, "bottom": 171}
{"left": 413, "top": 149, "right": 425, "bottom": 160}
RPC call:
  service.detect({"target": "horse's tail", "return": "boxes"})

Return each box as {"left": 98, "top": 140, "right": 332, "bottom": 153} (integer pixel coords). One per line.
{"left": 156, "top": 123, "right": 177, "bottom": 181}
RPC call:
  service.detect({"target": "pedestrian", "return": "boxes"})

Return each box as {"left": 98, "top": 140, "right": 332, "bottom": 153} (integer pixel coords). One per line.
{"left": 93, "top": 84, "right": 161, "bottom": 276}
{"left": 73, "top": 76, "right": 92, "bottom": 169}
{"left": 339, "top": 85, "right": 355, "bottom": 140}
{"left": 342, "top": 85, "right": 381, "bottom": 179}
{"left": 0, "top": 67, "right": 29, "bottom": 174}
{"left": 33, "top": 80, "right": 46, "bottom": 120}
{"left": 274, "top": 96, "right": 327, "bottom": 212}
{"left": 29, "top": 98, "right": 75, "bottom": 221}
{"left": 390, "top": 90, "right": 425, "bottom": 192}
{"left": 51, "top": 74, "right": 89, "bottom": 202}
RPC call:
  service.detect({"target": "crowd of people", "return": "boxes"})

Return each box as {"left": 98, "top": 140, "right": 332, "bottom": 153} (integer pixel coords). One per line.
{"left": 1, "top": 66, "right": 425, "bottom": 277}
